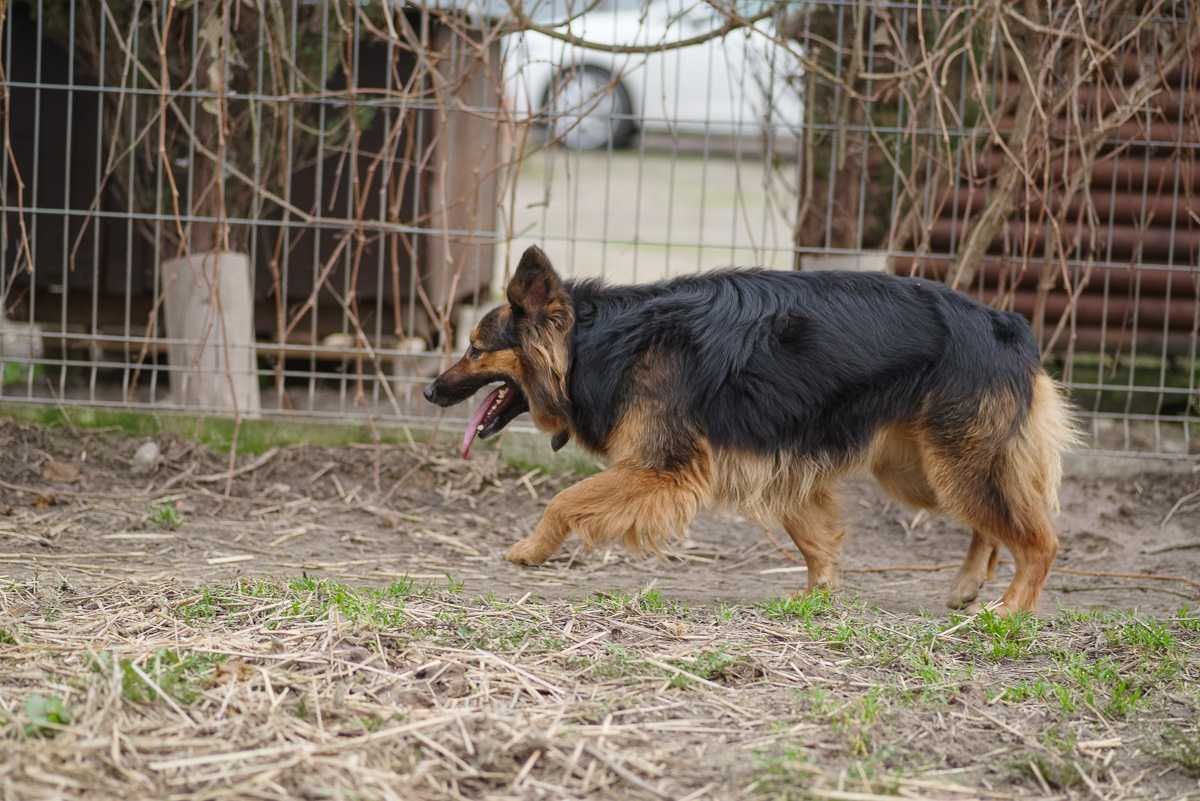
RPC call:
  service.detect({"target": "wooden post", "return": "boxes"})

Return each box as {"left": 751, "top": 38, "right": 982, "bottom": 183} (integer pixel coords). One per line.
{"left": 423, "top": 27, "right": 502, "bottom": 315}
{"left": 162, "top": 251, "right": 261, "bottom": 417}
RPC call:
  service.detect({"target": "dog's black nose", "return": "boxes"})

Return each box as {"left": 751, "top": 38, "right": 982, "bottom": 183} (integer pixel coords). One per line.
{"left": 423, "top": 383, "right": 437, "bottom": 404}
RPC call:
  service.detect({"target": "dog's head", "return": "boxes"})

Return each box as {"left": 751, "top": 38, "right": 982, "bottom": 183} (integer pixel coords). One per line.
{"left": 424, "top": 245, "right": 575, "bottom": 458}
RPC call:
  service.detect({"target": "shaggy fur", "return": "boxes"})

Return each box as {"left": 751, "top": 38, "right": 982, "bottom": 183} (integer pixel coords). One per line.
{"left": 425, "top": 246, "right": 1078, "bottom": 614}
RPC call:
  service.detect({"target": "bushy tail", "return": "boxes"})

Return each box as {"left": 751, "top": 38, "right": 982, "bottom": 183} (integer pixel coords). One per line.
{"left": 1009, "top": 372, "right": 1081, "bottom": 515}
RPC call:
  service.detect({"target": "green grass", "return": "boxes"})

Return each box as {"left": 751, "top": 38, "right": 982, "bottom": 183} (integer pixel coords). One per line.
{"left": 760, "top": 590, "right": 833, "bottom": 624}
{"left": 794, "top": 686, "right": 839, "bottom": 718}
{"left": 715, "top": 602, "right": 737, "bottom": 623}
{"left": 0, "top": 401, "right": 597, "bottom": 476}
{"left": 995, "top": 678, "right": 1053, "bottom": 704}
{"left": 284, "top": 577, "right": 410, "bottom": 628}
{"left": 795, "top": 684, "right": 891, "bottom": 757}
{"left": 57, "top": 573, "right": 1200, "bottom": 750}
{"left": 149, "top": 503, "right": 184, "bottom": 530}
{"left": 176, "top": 577, "right": 423, "bottom": 629}
{"left": 1175, "top": 606, "right": 1200, "bottom": 633}
{"left": 0, "top": 403, "right": 423, "bottom": 455}
{"left": 1148, "top": 728, "right": 1200, "bottom": 778}
{"left": 584, "top": 589, "right": 685, "bottom": 615}
{"left": 1054, "top": 652, "right": 1148, "bottom": 718}
{"left": 0, "top": 628, "right": 15, "bottom": 645}
{"left": 589, "top": 644, "right": 640, "bottom": 680}
{"left": 582, "top": 643, "right": 747, "bottom": 688}
{"left": 1108, "top": 618, "right": 1177, "bottom": 654}
{"left": 439, "top": 613, "right": 540, "bottom": 653}
{"left": 1017, "top": 727, "right": 1089, "bottom": 789}
{"left": 92, "top": 648, "right": 226, "bottom": 705}
{"left": 750, "top": 745, "right": 818, "bottom": 798}
{"left": 178, "top": 586, "right": 228, "bottom": 622}
{"left": 504, "top": 451, "right": 602, "bottom": 477}
{"left": 3, "top": 573, "right": 1199, "bottom": 796}
{"left": 22, "top": 693, "right": 70, "bottom": 738}
{"left": 2, "top": 363, "right": 44, "bottom": 385}
{"left": 666, "top": 648, "right": 740, "bottom": 688}
{"left": 835, "top": 688, "right": 885, "bottom": 756}
{"left": 967, "top": 610, "right": 1041, "bottom": 660}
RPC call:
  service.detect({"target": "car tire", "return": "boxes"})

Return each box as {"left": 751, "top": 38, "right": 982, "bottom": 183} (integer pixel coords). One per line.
{"left": 540, "top": 66, "right": 635, "bottom": 151}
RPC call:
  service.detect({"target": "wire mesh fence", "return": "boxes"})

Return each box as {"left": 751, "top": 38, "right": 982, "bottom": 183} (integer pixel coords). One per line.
{"left": 0, "top": 0, "right": 1197, "bottom": 457}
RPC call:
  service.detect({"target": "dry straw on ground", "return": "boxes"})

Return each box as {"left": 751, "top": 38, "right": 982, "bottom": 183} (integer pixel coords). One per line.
{"left": 2, "top": 568, "right": 1199, "bottom": 800}
{"left": 0, "top": 419, "right": 1198, "bottom": 799}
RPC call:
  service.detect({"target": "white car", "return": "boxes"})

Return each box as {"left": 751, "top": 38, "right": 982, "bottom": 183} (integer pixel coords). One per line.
{"left": 501, "top": 0, "right": 804, "bottom": 150}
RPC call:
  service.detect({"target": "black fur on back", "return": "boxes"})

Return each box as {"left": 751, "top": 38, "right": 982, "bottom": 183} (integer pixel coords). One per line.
{"left": 564, "top": 269, "right": 1040, "bottom": 463}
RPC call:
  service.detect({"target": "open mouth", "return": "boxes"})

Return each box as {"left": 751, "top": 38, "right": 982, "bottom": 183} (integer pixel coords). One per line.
{"left": 461, "top": 381, "right": 527, "bottom": 459}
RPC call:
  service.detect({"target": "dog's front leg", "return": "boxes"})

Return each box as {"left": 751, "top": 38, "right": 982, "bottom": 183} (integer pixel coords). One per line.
{"left": 505, "top": 464, "right": 705, "bottom": 566}
{"left": 505, "top": 500, "right": 571, "bottom": 565}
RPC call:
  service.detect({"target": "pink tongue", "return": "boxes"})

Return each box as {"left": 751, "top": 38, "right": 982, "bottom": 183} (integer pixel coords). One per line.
{"left": 461, "top": 386, "right": 503, "bottom": 459}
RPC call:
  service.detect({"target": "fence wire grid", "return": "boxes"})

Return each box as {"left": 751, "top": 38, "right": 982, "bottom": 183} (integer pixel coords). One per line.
{"left": 0, "top": 0, "right": 1197, "bottom": 457}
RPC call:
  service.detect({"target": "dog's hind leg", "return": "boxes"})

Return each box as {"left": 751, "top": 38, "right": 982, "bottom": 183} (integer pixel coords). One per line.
{"left": 924, "top": 375, "right": 1074, "bottom": 614}
{"left": 871, "top": 425, "right": 999, "bottom": 608}
{"left": 870, "top": 425, "right": 940, "bottom": 510}
{"left": 505, "top": 460, "right": 708, "bottom": 565}
{"left": 946, "top": 532, "right": 999, "bottom": 610}
{"left": 923, "top": 456, "right": 1058, "bottom": 615}
{"left": 780, "top": 485, "right": 845, "bottom": 592}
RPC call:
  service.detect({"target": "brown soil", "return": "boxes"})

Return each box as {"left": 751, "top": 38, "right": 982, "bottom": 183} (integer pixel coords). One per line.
{"left": 1, "top": 420, "right": 1199, "bottom": 801}
{"left": 1, "top": 420, "right": 1196, "bottom": 615}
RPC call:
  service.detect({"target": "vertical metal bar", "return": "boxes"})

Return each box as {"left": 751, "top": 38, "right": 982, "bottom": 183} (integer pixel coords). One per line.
{"left": 25, "top": 0, "right": 45, "bottom": 400}
{"left": 536, "top": 38, "right": 553, "bottom": 256}
{"left": 374, "top": 8, "right": 396, "bottom": 410}
{"left": 248, "top": 5, "right": 266, "bottom": 409}
{"left": 757, "top": 12, "right": 774, "bottom": 267}
{"left": 1121, "top": 98, "right": 1157, "bottom": 452}
{"left": 0, "top": 7, "right": 9, "bottom": 294}
{"left": 309, "top": 0, "right": 331, "bottom": 412}
{"left": 597, "top": 0, "right": 629, "bottom": 283}
{"left": 693, "top": 2, "right": 716, "bottom": 274}
{"left": 409, "top": 6, "right": 427, "bottom": 355}
{"left": 121, "top": 7, "right": 141, "bottom": 406}
{"left": 946, "top": 11, "right": 970, "bottom": 265}
{"left": 663, "top": 6, "right": 683, "bottom": 279}
{"left": 58, "top": 0, "right": 77, "bottom": 398}
{"left": 1153, "top": 34, "right": 1188, "bottom": 455}
{"left": 181, "top": 3, "right": 201, "bottom": 408}
{"left": 568, "top": 58, "right": 582, "bottom": 283}
{"left": 854, "top": 4, "right": 878, "bottom": 255}
{"left": 822, "top": 2, "right": 845, "bottom": 251}
{"left": 89, "top": 0, "right": 107, "bottom": 404}
{"left": 599, "top": 52, "right": 615, "bottom": 279}
{"left": 886, "top": 5, "right": 908, "bottom": 271}
{"left": 1184, "top": 47, "right": 1199, "bottom": 455}
{"left": 339, "top": 5, "right": 362, "bottom": 415}
{"left": 630, "top": 20, "right": 650, "bottom": 283}
{"left": 280, "top": 0, "right": 299, "bottom": 411}
{"left": 149, "top": 0, "right": 167, "bottom": 406}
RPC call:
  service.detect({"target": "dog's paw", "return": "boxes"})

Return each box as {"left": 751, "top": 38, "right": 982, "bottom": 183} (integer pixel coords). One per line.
{"left": 505, "top": 538, "right": 549, "bottom": 566}
{"left": 946, "top": 572, "right": 988, "bottom": 610}
{"left": 946, "top": 582, "right": 981, "bottom": 610}
{"left": 789, "top": 577, "right": 840, "bottom": 600}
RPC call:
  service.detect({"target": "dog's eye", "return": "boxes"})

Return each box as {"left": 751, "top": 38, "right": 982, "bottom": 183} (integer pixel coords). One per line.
{"left": 466, "top": 345, "right": 481, "bottom": 359}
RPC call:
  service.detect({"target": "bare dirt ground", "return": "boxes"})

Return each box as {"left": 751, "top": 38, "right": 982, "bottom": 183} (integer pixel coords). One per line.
{"left": 1, "top": 419, "right": 1196, "bottom": 613}
{"left": 1, "top": 419, "right": 1198, "bottom": 800}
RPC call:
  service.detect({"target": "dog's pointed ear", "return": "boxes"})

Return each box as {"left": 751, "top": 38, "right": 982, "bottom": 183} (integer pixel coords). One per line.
{"left": 507, "top": 246, "right": 562, "bottom": 316}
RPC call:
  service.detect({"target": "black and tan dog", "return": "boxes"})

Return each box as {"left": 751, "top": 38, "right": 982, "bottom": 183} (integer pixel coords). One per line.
{"left": 424, "top": 246, "right": 1076, "bottom": 614}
